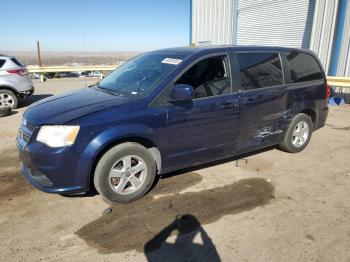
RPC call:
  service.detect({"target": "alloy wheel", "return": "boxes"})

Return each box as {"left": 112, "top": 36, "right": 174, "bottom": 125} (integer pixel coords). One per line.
{"left": 291, "top": 120, "right": 309, "bottom": 147}
{"left": 108, "top": 155, "right": 147, "bottom": 195}
{"left": 0, "top": 93, "right": 15, "bottom": 108}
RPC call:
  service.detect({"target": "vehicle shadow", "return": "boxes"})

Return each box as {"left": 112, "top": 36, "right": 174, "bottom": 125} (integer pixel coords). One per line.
{"left": 19, "top": 94, "right": 53, "bottom": 108}
{"left": 152, "top": 145, "right": 276, "bottom": 186}
{"left": 76, "top": 176, "right": 274, "bottom": 253}
{"left": 64, "top": 145, "right": 276, "bottom": 198}
{"left": 144, "top": 214, "right": 221, "bottom": 262}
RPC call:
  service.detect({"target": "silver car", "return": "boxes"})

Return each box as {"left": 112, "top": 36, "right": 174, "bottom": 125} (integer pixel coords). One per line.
{"left": 0, "top": 54, "right": 34, "bottom": 109}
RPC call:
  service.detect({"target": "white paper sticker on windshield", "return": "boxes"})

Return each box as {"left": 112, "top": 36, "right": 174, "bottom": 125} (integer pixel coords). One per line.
{"left": 161, "top": 58, "right": 182, "bottom": 65}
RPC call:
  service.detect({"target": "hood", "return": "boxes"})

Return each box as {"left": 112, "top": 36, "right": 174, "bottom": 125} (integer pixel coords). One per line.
{"left": 24, "top": 87, "right": 131, "bottom": 125}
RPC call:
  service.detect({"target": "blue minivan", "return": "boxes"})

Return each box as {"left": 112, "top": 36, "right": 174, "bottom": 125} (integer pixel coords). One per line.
{"left": 17, "top": 46, "right": 329, "bottom": 202}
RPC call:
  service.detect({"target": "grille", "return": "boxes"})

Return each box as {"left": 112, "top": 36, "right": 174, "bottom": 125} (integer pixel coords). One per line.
{"left": 23, "top": 120, "right": 36, "bottom": 132}
{"left": 18, "top": 118, "right": 36, "bottom": 144}
{"left": 22, "top": 130, "right": 32, "bottom": 143}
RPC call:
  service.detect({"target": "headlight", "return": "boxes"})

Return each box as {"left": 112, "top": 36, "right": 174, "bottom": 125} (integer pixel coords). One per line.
{"left": 37, "top": 125, "right": 80, "bottom": 148}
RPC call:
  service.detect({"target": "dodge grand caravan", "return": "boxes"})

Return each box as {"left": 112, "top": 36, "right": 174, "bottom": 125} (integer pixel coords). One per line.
{"left": 17, "top": 46, "right": 329, "bottom": 203}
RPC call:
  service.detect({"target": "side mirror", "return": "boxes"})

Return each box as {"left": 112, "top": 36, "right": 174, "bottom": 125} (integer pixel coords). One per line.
{"left": 169, "top": 84, "right": 194, "bottom": 103}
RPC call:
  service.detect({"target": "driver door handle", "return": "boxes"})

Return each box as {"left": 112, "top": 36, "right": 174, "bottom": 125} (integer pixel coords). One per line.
{"left": 220, "top": 102, "right": 238, "bottom": 109}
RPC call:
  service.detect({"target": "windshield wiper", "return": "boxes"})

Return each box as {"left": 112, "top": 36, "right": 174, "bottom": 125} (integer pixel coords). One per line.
{"left": 95, "top": 83, "right": 119, "bottom": 96}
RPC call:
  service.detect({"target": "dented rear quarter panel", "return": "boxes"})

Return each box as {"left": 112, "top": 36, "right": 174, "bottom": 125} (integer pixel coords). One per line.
{"left": 231, "top": 48, "right": 328, "bottom": 153}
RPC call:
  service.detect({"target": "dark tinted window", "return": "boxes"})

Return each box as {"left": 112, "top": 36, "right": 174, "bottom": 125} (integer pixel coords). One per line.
{"left": 11, "top": 58, "right": 23, "bottom": 67}
{"left": 176, "top": 56, "right": 231, "bottom": 99}
{"left": 0, "top": 59, "right": 5, "bottom": 68}
{"left": 285, "top": 52, "right": 323, "bottom": 83}
{"left": 237, "top": 52, "right": 283, "bottom": 90}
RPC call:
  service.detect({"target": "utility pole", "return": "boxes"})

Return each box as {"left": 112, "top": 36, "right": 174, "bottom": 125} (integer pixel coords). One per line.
{"left": 37, "top": 41, "right": 42, "bottom": 67}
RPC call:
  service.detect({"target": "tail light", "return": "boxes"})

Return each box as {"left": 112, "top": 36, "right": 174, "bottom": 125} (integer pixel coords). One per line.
{"left": 325, "top": 82, "right": 331, "bottom": 100}
{"left": 7, "top": 69, "right": 28, "bottom": 76}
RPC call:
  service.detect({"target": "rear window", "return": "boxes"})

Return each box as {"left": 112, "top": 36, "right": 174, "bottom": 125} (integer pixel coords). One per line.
{"left": 285, "top": 52, "right": 323, "bottom": 83}
{"left": 0, "top": 59, "right": 5, "bottom": 68}
{"left": 11, "top": 58, "right": 23, "bottom": 67}
{"left": 237, "top": 52, "right": 283, "bottom": 90}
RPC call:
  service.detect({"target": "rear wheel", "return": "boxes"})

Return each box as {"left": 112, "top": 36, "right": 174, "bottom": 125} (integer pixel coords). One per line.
{"left": 94, "top": 142, "right": 156, "bottom": 203}
{"left": 279, "top": 113, "right": 313, "bottom": 153}
{"left": 0, "top": 89, "right": 18, "bottom": 109}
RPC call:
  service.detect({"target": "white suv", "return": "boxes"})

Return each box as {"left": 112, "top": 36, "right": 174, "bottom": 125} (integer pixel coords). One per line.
{"left": 0, "top": 54, "right": 34, "bottom": 109}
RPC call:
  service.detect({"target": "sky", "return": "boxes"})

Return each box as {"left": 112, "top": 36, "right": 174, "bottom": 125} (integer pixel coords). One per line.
{"left": 0, "top": 0, "right": 190, "bottom": 52}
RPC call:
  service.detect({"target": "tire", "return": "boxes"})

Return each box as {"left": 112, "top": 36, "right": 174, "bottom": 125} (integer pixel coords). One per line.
{"left": 279, "top": 113, "right": 314, "bottom": 153}
{"left": 94, "top": 142, "right": 157, "bottom": 203}
{"left": 0, "top": 89, "right": 18, "bottom": 109}
{"left": 0, "top": 106, "right": 11, "bottom": 117}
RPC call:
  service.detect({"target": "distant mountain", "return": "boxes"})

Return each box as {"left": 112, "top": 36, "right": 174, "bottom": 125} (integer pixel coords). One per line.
{"left": 0, "top": 51, "right": 141, "bottom": 66}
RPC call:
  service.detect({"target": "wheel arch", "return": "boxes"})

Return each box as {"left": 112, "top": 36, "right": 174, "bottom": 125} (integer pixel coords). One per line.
{"left": 299, "top": 108, "right": 317, "bottom": 127}
{"left": 89, "top": 136, "right": 162, "bottom": 190}
{"left": 0, "top": 85, "right": 18, "bottom": 95}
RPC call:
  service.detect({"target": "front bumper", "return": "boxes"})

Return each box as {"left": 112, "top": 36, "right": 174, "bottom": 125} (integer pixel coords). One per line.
{"left": 17, "top": 127, "right": 93, "bottom": 194}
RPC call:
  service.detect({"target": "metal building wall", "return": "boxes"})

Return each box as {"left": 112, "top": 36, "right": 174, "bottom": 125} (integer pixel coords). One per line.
{"left": 235, "top": 0, "right": 315, "bottom": 48}
{"left": 337, "top": 3, "right": 350, "bottom": 76}
{"left": 309, "top": 0, "right": 339, "bottom": 74}
{"left": 190, "top": 0, "right": 349, "bottom": 76}
{"left": 191, "top": 0, "right": 233, "bottom": 45}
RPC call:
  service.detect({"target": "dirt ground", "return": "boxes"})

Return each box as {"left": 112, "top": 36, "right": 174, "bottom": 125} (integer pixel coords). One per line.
{"left": 1, "top": 79, "right": 350, "bottom": 262}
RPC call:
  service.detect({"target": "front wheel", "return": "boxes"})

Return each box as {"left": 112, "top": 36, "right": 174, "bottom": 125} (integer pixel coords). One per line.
{"left": 279, "top": 113, "right": 313, "bottom": 153}
{"left": 94, "top": 142, "right": 156, "bottom": 203}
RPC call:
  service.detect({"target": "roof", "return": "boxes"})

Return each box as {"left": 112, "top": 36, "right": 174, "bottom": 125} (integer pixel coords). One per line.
{"left": 152, "top": 45, "right": 309, "bottom": 56}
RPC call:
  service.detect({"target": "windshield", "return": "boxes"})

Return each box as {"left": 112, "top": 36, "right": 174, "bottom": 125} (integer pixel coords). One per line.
{"left": 98, "top": 52, "right": 186, "bottom": 97}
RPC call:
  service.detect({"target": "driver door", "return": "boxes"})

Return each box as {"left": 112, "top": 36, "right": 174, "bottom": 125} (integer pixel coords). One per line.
{"left": 165, "top": 54, "right": 240, "bottom": 169}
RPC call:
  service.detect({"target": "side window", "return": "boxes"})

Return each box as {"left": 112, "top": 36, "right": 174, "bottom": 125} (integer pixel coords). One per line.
{"left": 237, "top": 52, "right": 283, "bottom": 90}
{"left": 176, "top": 56, "right": 231, "bottom": 99}
{"left": 11, "top": 58, "right": 23, "bottom": 67}
{"left": 0, "top": 59, "right": 5, "bottom": 68}
{"left": 285, "top": 52, "right": 323, "bottom": 83}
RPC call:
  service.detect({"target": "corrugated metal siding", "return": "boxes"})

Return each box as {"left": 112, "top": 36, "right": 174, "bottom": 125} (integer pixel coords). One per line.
{"left": 235, "top": 0, "right": 315, "bottom": 48}
{"left": 337, "top": 2, "right": 350, "bottom": 77}
{"left": 309, "top": 0, "right": 339, "bottom": 73}
{"left": 191, "top": 0, "right": 233, "bottom": 45}
{"left": 191, "top": 0, "right": 349, "bottom": 77}
{"left": 345, "top": 41, "right": 350, "bottom": 77}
